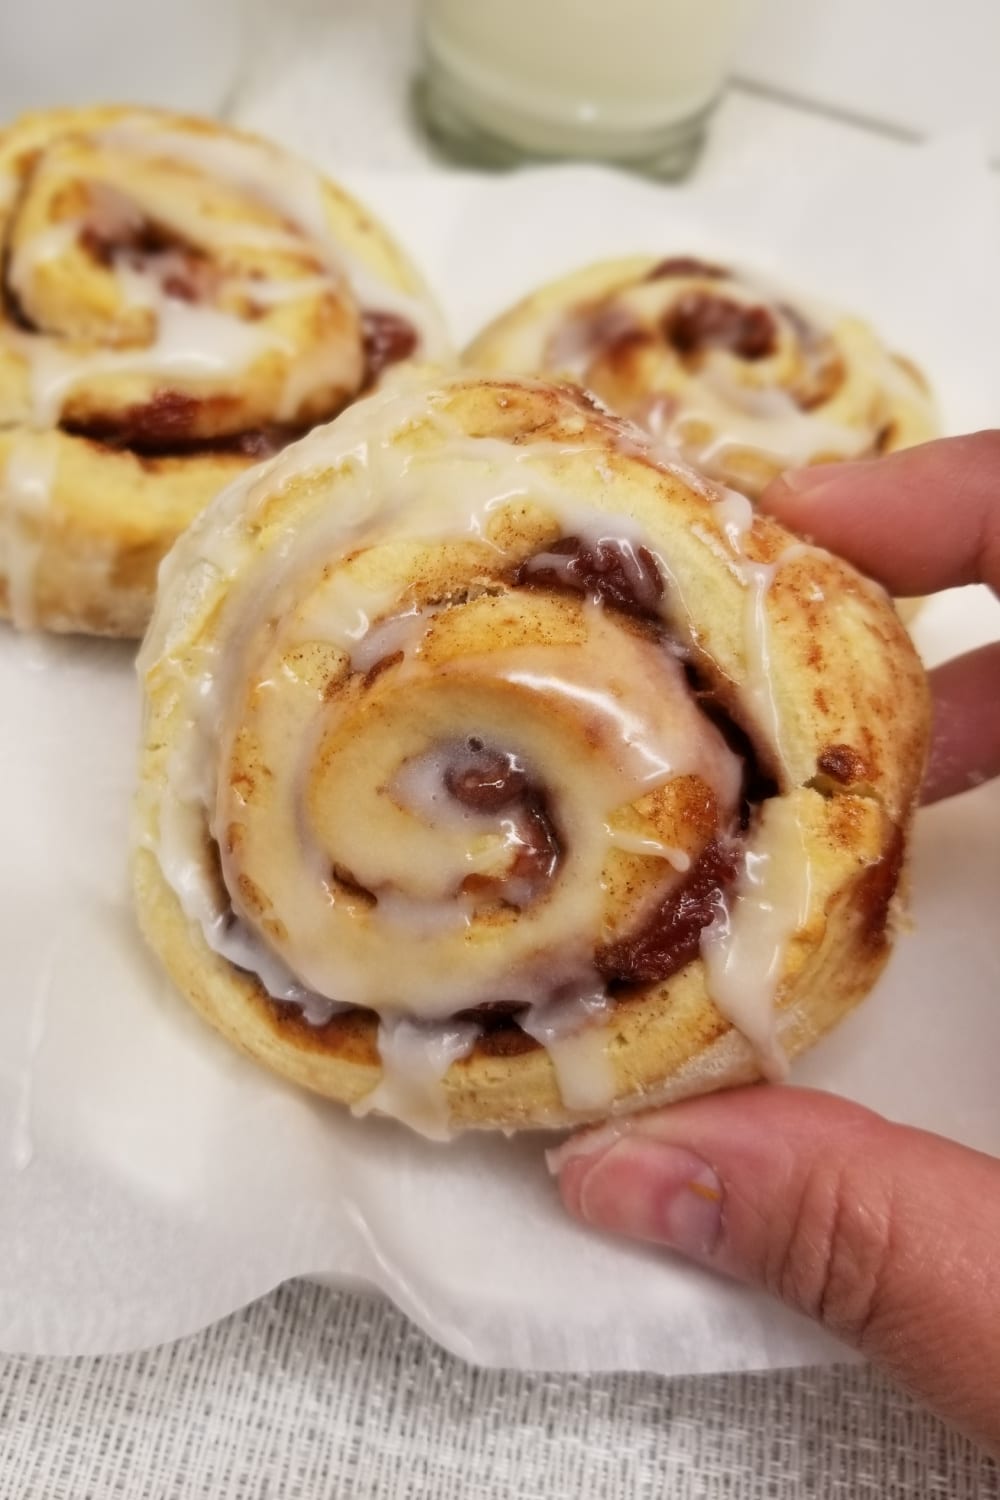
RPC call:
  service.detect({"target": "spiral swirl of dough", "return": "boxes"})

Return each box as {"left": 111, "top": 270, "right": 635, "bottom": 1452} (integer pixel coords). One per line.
{"left": 466, "top": 256, "right": 937, "bottom": 500}
{"left": 0, "top": 106, "right": 448, "bottom": 634}
{"left": 134, "top": 374, "right": 929, "bottom": 1136}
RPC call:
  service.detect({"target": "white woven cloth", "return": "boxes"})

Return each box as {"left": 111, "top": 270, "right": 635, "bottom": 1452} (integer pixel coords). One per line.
{"left": 0, "top": 1283, "right": 996, "bottom": 1498}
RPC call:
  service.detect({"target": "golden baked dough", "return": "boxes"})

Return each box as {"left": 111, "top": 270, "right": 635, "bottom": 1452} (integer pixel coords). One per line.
{"left": 0, "top": 105, "right": 450, "bottom": 636}
{"left": 465, "top": 255, "right": 938, "bottom": 499}
{"left": 134, "top": 374, "right": 930, "bottom": 1137}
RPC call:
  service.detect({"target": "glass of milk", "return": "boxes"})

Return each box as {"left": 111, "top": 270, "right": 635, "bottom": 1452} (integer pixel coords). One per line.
{"left": 418, "top": 0, "right": 754, "bottom": 176}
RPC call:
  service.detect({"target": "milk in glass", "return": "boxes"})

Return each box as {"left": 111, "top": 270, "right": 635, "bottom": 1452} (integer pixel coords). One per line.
{"left": 421, "top": 0, "right": 753, "bottom": 173}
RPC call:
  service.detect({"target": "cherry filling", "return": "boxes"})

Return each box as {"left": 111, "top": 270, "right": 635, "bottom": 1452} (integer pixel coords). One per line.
{"left": 236, "top": 538, "right": 775, "bottom": 1048}
{"left": 445, "top": 743, "right": 527, "bottom": 812}
{"left": 597, "top": 839, "right": 737, "bottom": 985}
{"left": 361, "top": 310, "right": 419, "bottom": 384}
{"left": 3, "top": 173, "right": 420, "bottom": 455}
{"left": 81, "top": 209, "right": 218, "bottom": 305}
{"left": 62, "top": 396, "right": 304, "bottom": 457}
{"left": 664, "top": 291, "right": 777, "bottom": 362}
{"left": 646, "top": 256, "right": 727, "bottom": 281}
{"left": 515, "top": 535, "right": 664, "bottom": 618}
{"left": 446, "top": 740, "right": 561, "bottom": 905}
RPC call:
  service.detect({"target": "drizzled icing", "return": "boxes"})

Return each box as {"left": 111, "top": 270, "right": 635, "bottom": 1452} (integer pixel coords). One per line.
{"left": 92, "top": 119, "right": 448, "bottom": 361}
{"left": 521, "top": 260, "right": 937, "bottom": 489}
{"left": 142, "top": 377, "right": 823, "bottom": 1133}
{"left": 0, "top": 441, "right": 58, "bottom": 629}
{"left": 604, "top": 825, "right": 690, "bottom": 872}
{"left": 691, "top": 366, "right": 864, "bottom": 472}
{"left": 351, "top": 1017, "right": 479, "bottom": 1140}
{"left": 210, "top": 602, "right": 737, "bottom": 1016}
{"left": 519, "top": 992, "right": 616, "bottom": 1113}
{"left": 18, "top": 299, "right": 292, "bottom": 430}
{"left": 1, "top": 111, "right": 447, "bottom": 432}
{"left": 700, "top": 797, "right": 812, "bottom": 1081}
{"left": 391, "top": 738, "right": 555, "bottom": 912}
{"left": 702, "top": 485, "right": 809, "bottom": 782}
{"left": 349, "top": 604, "right": 438, "bottom": 675}
{"left": 0, "top": 115, "right": 450, "bottom": 634}
{"left": 691, "top": 489, "right": 818, "bottom": 1077}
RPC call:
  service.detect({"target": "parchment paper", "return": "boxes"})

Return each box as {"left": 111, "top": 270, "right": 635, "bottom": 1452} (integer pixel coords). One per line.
{"left": 1, "top": 132, "right": 998, "bottom": 1368}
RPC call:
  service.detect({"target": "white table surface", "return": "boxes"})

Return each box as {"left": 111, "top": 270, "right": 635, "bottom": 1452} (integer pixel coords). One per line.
{"left": 2, "top": 2, "right": 999, "bottom": 1493}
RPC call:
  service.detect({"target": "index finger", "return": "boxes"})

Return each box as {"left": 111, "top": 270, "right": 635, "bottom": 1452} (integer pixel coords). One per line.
{"left": 759, "top": 431, "right": 1000, "bottom": 597}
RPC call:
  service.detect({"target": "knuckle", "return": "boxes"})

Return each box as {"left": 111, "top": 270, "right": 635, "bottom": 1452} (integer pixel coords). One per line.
{"left": 765, "top": 1154, "right": 896, "bottom": 1349}
{"left": 971, "top": 428, "right": 1000, "bottom": 468}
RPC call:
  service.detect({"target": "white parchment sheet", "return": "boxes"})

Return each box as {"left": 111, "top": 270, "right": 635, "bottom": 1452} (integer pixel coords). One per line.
{"left": 1, "top": 132, "right": 998, "bottom": 1369}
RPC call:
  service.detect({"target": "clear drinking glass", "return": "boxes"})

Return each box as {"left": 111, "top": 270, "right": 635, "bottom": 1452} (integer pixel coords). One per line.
{"left": 418, "top": 0, "right": 754, "bottom": 178}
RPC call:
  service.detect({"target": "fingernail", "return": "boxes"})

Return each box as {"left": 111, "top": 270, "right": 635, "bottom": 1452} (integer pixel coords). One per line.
{"left": 545, "top": 1119, "right": 628, "bottom": 1175}
{"left": 564, "top": 1136, "right": 723, "bottom": 1259}
{"left": 778, "top": 459, "right": 866, "bottom": 497}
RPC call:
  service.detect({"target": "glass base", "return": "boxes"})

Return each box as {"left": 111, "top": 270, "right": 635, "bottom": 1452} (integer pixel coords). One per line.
{"left": 414, "top": 57, "right": 715, "bottom": 180}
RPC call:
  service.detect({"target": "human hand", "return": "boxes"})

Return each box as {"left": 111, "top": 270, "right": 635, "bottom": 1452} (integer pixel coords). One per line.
{"left": 550, "top": 432, "right": 1000, "bottom": 1455}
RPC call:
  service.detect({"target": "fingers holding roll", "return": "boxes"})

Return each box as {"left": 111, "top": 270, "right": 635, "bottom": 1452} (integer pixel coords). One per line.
{"left": 761, "top": 433, "right": 1000, "bottom": 803}
{"left": 552, "top": 1086, "right": 1000, "bottom": 1457}
{"left": 760, "top": 432, "right": 1000, "bottom": 597}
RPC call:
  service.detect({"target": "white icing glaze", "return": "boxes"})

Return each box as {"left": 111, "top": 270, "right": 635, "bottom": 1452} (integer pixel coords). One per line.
{"left": 276, "top": 336, "right": 360, "bottom": 425}
{"left": 0, "top": 439, "right": 58, "bottom": 630}
{"left": 351, "top": 1017, "right": 479, "bottom": 1140}
{"left": 520, "top": 992, "right": 616, "bottom": 1112}
{"left": 691, "top": 362, "right": 868, "bottom": 472}
{"left": 6, "top": 222, "right": 81, "bottom": 302}
{"left": 391, "top": 738, "right": 577, "bottom": 919}
{"left": 141, "top": 378, "right": 822, "bottom": 1122}
{"left": 392, "top": 743, "right": 533, "bottom": 846}
{"left": 709, "top": 483, "right": 809, "bottom": 782}
{"left": 205, "top": 601, "right": 737, "bottom": 1015}
{"left": 605, "top": 825, "right": 691, "bottom": 871}
{"left": 114, "top": 262, "right": 165, "bottom": 312}
{"left": 289, "top": 575, "right": 402, "bottom": 662}
{"left": 146, "top": 393, "right": 734, "bottom": 984}
{"left": 737, "top": 544, "right": 810, "bottom": 782}
{"left": 540, "top": 263, "right": 931, "bottom": 475}
{"left": 371, "top": 887, "right": 473, "bottom": 937}
{"left": 3, "top": 114, "right": 448, "bottom": 435}
{"left": 700, "top": 797, "right": 811, "bottom": 1080}
{"left": 712, "top": 486, "right": 754, "bottom": 551}
{"left": 547, "top": 301, "right": 636, "bottom": 381}
{"left": 21, "top": 294, "right": 290, "bottom": 427}
{"left": 349, "top": 604, "right": 438, "bottom": 674}
{"left": 741, "top": 560, "right": 785, "bottom": 774}
{"left": 229, "top": 275, "right": 342, "bottom": 308}
{"left": 94, "top": 119, "right": 449, "bottom": 361}
{"left": 520, "top": 528, "right": 664, "bottom": 616}
{"left": 142, "top": 746, "right": 345, "bottom": 1025}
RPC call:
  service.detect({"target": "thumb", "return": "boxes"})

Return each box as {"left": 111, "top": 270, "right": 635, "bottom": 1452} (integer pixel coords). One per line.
{"left": 551, "top": 1087, "right": 1000, "bottom": 1456}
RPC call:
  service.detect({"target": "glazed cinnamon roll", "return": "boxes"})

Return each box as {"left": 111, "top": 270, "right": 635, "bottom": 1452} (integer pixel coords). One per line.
{"left": 0, "top": 106, "right": 449, "bottom": 636}
{"left": 466, "top": 256, "right": 937, "bottom": 499}
{"left": 133, "top": 375, "right": 929, "bottom": 1137}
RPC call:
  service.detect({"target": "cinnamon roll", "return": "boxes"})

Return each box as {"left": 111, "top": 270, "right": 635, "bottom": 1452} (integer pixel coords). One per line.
{"left": 0, "top": 106, "right": 449, "bottom": 636}
{"left": 465, "top": 256, "right": 938, "bottom": 499}
{"left": 133, "top": 374, "right": 929, "bottom": 1137}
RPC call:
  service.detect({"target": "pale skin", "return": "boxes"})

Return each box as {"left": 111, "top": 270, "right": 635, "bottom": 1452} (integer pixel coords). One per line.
{"left": 551, "top": 431, "right": 1000, "bottom": 1456}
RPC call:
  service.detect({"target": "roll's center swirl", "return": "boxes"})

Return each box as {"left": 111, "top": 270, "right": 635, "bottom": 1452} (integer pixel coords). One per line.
{"left": 0, "top": 118, "right": 428, "bottom": 450}
{"left": 212, "top": 528, "right": 747, "bottom": 1022}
